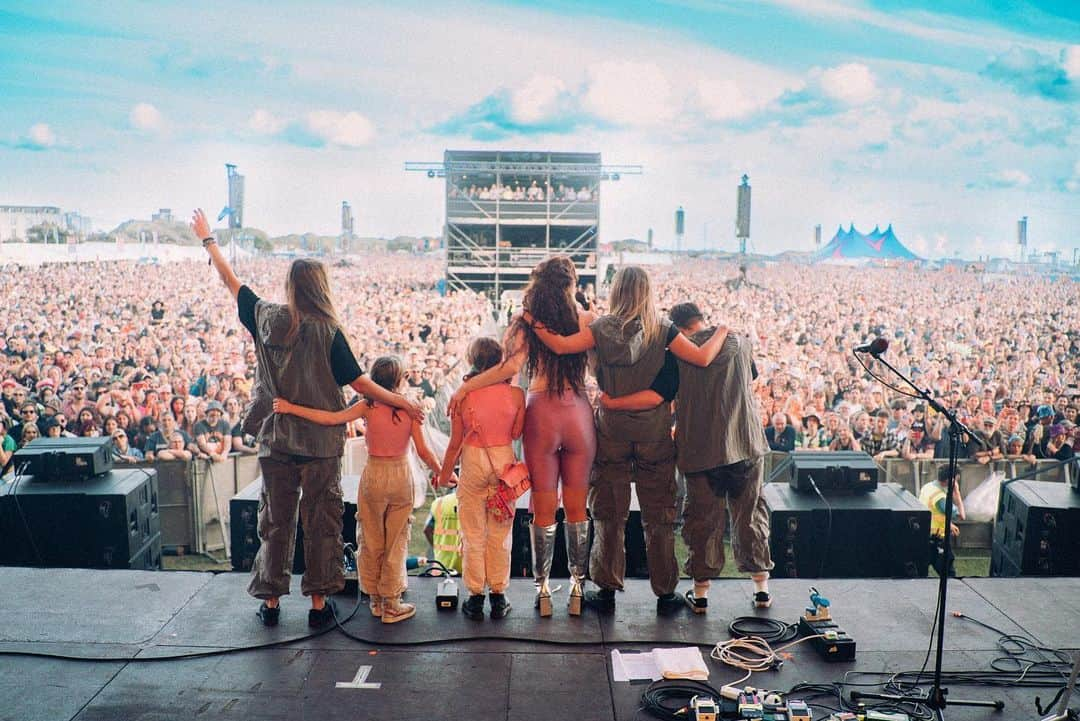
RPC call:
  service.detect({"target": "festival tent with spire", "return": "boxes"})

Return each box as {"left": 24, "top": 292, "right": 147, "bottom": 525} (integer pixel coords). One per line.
{"left": 814, "top": 224, "right": 921, "bottom": 261}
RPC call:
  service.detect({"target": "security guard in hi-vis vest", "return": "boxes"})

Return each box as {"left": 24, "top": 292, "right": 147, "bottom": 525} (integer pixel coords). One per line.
{"left": 918, "top": 465, "right": 966, "bottom": 577}
{"left": 425, "top": 490, "right": 463, "bottom": 575}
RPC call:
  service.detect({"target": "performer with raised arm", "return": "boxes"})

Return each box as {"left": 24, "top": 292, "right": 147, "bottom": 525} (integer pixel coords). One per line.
{"left": 528, "top": 267, "right": 727, "bottom": 615}
{"left": 192, "top": 208, "right": 422, "bottom": 628}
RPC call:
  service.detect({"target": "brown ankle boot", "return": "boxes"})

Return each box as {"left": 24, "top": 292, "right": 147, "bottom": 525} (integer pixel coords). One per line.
{"left": 381, "top": 596, "right": 416, "bottom": 624}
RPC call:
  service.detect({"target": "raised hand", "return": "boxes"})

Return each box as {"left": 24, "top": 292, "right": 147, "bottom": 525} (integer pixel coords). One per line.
{"left": 190, "top": 208, "right": 212, "bottom": 241}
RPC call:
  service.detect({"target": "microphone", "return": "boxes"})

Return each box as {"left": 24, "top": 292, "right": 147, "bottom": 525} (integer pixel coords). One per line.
{"left": 854, "top": 337, "right": 889, "bottom": 355}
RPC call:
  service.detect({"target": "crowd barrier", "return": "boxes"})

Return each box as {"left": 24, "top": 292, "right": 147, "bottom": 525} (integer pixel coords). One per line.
{"left": 132, "top": 453, "right": 260, "bottom": 556}
{"left": 761, "top": 451, "right": 1075, "bottom": 549}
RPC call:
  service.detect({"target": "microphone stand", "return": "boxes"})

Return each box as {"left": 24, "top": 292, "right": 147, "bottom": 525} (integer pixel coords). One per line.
{"left": 850, "top": 349, "right": 1005, "bottom": 716}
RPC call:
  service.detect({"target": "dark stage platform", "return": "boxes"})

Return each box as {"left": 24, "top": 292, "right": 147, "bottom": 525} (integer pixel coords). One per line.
{"left": 1, "top": 569, "right": 1077, "bottom": 721}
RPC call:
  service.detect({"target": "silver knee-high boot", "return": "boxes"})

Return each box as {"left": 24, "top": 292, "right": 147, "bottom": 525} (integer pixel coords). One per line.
{"left": 564, "top": 520, "right": 589, "bottom": 616}
{"left": 530, "top": 522, "right": 557, "bottom": 617}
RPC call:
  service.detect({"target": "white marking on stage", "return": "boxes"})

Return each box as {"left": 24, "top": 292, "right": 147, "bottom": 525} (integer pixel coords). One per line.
{"left": 336, "top": 665, "right": 382, "bottom": 689}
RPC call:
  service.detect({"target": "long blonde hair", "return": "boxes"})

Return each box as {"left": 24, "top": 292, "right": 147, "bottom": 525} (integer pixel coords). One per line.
{"left": 285, "top": 258, "right": 341, "bottom": 343}
{"left": 608, "top": 266, "right": 660, "bottom": 345}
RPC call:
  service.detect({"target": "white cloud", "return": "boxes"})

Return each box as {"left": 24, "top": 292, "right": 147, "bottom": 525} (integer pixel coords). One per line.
{"left": 305, "top": 110, "right": 375, "bottom": 147}
{"left": 696, "top": 78, "right": 769, "bottom": 120}
{"left": 819, "top": 63, "right": 877, "bottom": 104}
{"left": 130, "top": 102, "right": 164, "bottom": 131}
{"left": 248, "top": 109, "right": 286, "bottom": 135}
{"left": 509, "top": 75, "right": 567, "bottom": 124}
{"left": 988, "top": 169, "right": 1032, "bottom": 188}
{"left": 27, "top": 123, "right": 56, "bottom": 148}
{"left": 1063, "top": 45, "right": 1080, "bottom": 80}
{"left": 582, "top": 61, "right": 675, "bottom": 127}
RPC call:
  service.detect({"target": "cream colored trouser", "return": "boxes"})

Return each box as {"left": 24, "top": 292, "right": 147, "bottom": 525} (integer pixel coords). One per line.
{"left": 358, "top": 456, "right": 413, "bottom": 599}
{"left": 457, "top": 445, "right": 515, "bottom": 595}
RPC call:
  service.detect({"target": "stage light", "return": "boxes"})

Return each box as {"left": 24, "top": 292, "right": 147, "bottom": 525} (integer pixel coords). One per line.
{"left": 427, "top": 170, "right": 436, "bottom": 178}
{"left": 612, "top": 173, "right": 620, "bottom": 181}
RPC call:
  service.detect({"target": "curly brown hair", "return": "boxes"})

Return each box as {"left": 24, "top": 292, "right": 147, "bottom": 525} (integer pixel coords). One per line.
{"left": 509, "top": 256, "right": 587, "bottom": 395}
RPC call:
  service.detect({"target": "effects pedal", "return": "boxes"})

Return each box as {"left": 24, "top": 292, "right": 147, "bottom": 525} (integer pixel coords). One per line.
{"left": 799, "top": 587, "right": 856, "bottom": 662}
{"left": 690, "top": 694, "right": 719, "bottom": 721}
{"left": 738, "top": 691, "right": 764, "bottom": 719}
{"left": 787, "top": 700, "right": 811, "bottom": 721}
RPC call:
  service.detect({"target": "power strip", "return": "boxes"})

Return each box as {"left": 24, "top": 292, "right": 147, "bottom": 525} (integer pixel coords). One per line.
{"left": 798, "top": 616, "right": 856, "bottom": 662}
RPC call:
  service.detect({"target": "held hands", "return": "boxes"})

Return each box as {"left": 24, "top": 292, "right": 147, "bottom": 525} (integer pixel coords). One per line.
{"left": 190, "top": 208, "right": 212, "bottom": 242}
{"left": 272, "top": 397, "right": 293, "bottom": 415}
{"left": 435, "top": 470, "right": 459, "bottom": 489}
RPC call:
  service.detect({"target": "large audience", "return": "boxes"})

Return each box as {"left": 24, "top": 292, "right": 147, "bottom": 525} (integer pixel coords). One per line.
{"left": 2, "top": 256, "right": 1078, "bottom": 469}
{"left": 451, "top": 181, "right": 595, "bottom": 202}
{"left": 0, "top": 257, "right": 493, "bottom": 467}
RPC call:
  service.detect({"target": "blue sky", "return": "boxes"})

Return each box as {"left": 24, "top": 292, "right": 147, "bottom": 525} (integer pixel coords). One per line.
{"left": 1, "top": 0, "right": 1078, "bottom": 257}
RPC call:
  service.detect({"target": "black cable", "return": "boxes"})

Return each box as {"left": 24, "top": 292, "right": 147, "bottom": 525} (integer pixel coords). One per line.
{"left": 727, "top": 616, "right": 798, "bottom": 644}
{"left": 639, "top": 680, "right": 722, "bottom": 721}
{"left": 806, "top": 474, "right": 832, "bottom": 579}
{"left": 852, "top": 348, "right": 921, "bottom": 401}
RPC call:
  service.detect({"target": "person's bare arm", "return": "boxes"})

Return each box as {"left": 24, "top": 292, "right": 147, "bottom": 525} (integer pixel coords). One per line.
{"left": 530, "top": 322, "right": 595, "bottom": 355}
{"left": 448, "top": 326, "right": 526, "bottom": 416}
{"left": 669, "top": 326, "right": 729, "bottom": 368}
{"left": 510, "top": 387, "right": 526, "bottom": 440}
{"left": 192, "top": 208, "right": 242, "bottom": 299}
{"left": 273, "top": 397, "right": 368, "bottom": 426}
{"left": 599, "top": 389, "right": 664, "bottom": 412}
{"left": 349, "top": 375, "right": 423, "bottom": 422}
{"left": 438, "top": 409, "right": 466, "bottom": 487}
{"left": 411, "top": 420, "right": 442, "bottom": 477}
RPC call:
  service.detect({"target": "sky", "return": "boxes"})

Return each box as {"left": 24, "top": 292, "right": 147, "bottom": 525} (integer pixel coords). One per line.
{"left": 1, "top": 0, "right": 1078, "bottom": 258}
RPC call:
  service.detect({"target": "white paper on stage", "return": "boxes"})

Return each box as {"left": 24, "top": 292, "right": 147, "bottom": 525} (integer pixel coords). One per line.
{"left": 610, "top": 650, "right": 662, "bottom": 682}
{"left": 610, "top": 647, "right": 710, "bottom": 682}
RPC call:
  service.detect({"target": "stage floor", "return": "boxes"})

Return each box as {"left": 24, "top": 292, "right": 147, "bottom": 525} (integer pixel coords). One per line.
{"left": 1, "top": 569, "right": 1077, "bottom": 721}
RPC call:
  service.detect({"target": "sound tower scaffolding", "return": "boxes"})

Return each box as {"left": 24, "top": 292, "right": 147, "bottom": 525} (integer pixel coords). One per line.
{"left": 407, "top": 151, "right": 641, "bottom": 298}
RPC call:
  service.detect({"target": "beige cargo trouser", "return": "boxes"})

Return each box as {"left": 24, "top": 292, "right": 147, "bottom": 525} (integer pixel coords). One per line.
{"left": 247, "top": 450, "right": 344, "bottom": 599}
{"left": 358, "top": 456, "right": 413, "bottom": 599}
{"left": 457, "top": 445, "right": 515, "bottom": 595}
{"left": 682, "top": 457, "right": 774, "bottom": 579}
{"left": 589, "top": 426, "right": 678, "bottom": 597}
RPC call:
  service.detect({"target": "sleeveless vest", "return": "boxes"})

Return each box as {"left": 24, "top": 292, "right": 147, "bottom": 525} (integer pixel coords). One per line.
{"left": 242, "top": 300, "right": 346, "bottom": 458}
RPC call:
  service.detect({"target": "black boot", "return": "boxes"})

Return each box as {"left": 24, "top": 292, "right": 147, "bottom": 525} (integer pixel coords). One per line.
{"left": 462, "top": 594, "right": 486, "bottom": 621}
{"left": 256, "top": 602, "right": 280, "bottom": 627}
{"left": 584, "top": 588, "right": 616, "bottom": 614}
{"left": 656, "top": 593, "right": 683, "bottom": 616}
{"left": 489, "top": 592, "right": 512, "bottom": 620}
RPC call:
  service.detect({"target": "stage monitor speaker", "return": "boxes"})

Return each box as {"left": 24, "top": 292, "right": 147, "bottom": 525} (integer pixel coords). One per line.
{"left": 770, "top": 451, "right": 879, "bottom": 494}
{"left": 229, "top": 475, "right": 360, "bottom": 574}
{"left": 991, "top": 480, "right": 1080, "bottom": 577}
{"left": 766, "top": 482, "right": 929, "bottom": 578}
{"left": 11, "top": 437, "right": 113, "bottom": 482}
{"left": 2, "top": 468, "right": 160, "bottom": 569}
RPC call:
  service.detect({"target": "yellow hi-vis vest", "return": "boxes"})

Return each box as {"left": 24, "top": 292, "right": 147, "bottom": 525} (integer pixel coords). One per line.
{"left": 431, "top": 493, "right": 463, "bottom": 574}
{"left": 919, "top": 482, "right": 949, "bottom": 538}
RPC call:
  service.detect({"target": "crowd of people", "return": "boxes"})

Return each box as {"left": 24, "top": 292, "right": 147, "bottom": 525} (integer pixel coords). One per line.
{"left": 451, "top": 181, "right": 595, "bottom": 203}
{"left": 0, "top": 256, "right": 493, "bottom": 469}
{"left": 644, "top": 262, "right": 1080, "bottom": 465}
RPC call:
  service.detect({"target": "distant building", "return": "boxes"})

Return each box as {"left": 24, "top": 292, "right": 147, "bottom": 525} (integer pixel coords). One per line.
{"left": 1, "top": 205, "right": 62, "bottom": 242}
{"left": 64, "top": 212, "right": 92, "bottom": 237}
{"left": 151, "top": 208, "right": 173, "bottom": 223}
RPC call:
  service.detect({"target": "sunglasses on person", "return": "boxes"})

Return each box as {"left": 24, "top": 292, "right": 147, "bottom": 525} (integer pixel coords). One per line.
{"left": 113, "top": 433, "right": 126, "bottom": 441}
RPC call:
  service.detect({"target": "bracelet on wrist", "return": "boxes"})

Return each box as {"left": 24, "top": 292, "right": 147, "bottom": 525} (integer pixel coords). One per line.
{"left": 202, "top": 236, "right": 216, "bottom": 247}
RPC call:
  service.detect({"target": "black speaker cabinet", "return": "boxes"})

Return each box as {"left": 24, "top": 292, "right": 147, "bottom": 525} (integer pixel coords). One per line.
{"left": 991, "top": 480, "right": 1080, "bottom": 577}
{"left": 230, "top": 475, "right": 360, "bottom": 574}
{"left": 766, "top": 482, "right": 929, "bottom": 578}
{"left": 770, "top": 450, "right": 879, "bottom": 494}
{"left": 2, "top": 468, "right": 160, "bottom": 569}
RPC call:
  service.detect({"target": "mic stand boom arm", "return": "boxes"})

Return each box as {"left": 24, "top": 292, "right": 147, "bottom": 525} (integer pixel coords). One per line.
{"left": 852, "top": 350, "right": 1004, "bottom": 713}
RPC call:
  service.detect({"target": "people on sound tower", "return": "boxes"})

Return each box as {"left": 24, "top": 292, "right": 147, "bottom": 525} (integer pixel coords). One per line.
{"left": 194, "top": 208, "right": 423, "bottom": 630}
{"left": 527, "top": 267, "right": 727, "bottom": 615}
{"left": 449, "top": 257, "right": 598, "bottom": 618}
{"left": 274, "top": 356, "right": 444, "bottom": 625}
{"left": 597, "top": 303, "right": 772, "bottom": 611}
{"left": 919, "top": 465, "right": 966, "bottom": 577}
{"left": 437, "top": 337, "right": 526, "bottom": 621}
